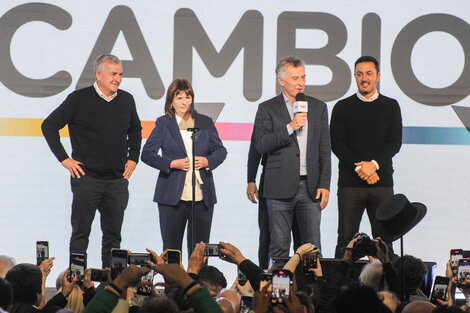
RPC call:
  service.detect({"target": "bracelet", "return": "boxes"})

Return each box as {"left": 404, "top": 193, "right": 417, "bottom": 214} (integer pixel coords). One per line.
{"left": 105, "top": 283, "right": 122, "bottom": 297}
{"left": 186, "top": 284, "right": 201, "bottom": 296}
{"left": 183, "top": 281, "right": 198, "bottom": 294}
{"left": 345, "top": 247, "right": 354, "bottom": 251}
{"left": 295, "top": 252, "right": 302, "bottom": 259}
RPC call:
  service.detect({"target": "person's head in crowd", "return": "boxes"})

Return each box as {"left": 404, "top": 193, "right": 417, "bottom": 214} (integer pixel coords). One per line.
{"left": 401, "top": 300, "right": 435, "bottom": 313}
{"left": 198, "top": 265, "right": 227, "bottom": 297}
{"left": 432, "top": 306, "right": 466, "bottom": 313}
{"left": 360, "top": 259, "right": 384, "bottom": 291}
{"left": 216, "top": 297, "right": 236, "bottom": 313}
{"left": 330, "top": 283, "right": 392, "bottom": 313}
{"left": 295, "top": 290, "right": 315, "bottom": 313}
{"left": 141, "top": 295, "right": 179, "bottom": 313}
{"left": 217, "top": 289, "right": 241, "bottom": 313}
{"left": 5, "top": 263, "right": 42, "bottom": 306}
{"left": 0, "top": 256, "right": 16, "bottom": 278}
{"left": 396, "top": 301, "right": 410, "bottom": 313}
{"left": 392, "top": 255, "right": 427, "bottom": 298}
{"left": 0, "top": 278, "right": 13, "bottom": 312}
{"left": 164, "top": 287, "right": 192, "bottom": 312}
{"left": 379, "top": 291, "right": 401, "bottom": 313}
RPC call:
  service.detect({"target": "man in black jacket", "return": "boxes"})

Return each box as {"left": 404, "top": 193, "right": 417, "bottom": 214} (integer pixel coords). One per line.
{"left": 253, "top": 56, "right": 331, "bottom": 260}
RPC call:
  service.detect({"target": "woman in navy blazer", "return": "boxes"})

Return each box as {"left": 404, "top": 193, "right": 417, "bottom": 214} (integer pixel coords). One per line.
{"left": 141, "top": 79, "right": 227, "bottom": 257}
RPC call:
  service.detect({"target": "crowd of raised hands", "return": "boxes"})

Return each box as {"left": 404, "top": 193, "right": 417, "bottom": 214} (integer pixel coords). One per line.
{"left": 3, "top": 238, "right": 470, "bottom": 313}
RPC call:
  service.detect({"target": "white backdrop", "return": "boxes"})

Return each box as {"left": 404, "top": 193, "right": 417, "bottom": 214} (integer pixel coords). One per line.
{"left": 1, "top": 0, "right": 470, "bottom": 287}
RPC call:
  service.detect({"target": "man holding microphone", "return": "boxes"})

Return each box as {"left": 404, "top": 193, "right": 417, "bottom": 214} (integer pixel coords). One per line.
{"left": 253, "top": 56, "right": 331, "bottom": 260}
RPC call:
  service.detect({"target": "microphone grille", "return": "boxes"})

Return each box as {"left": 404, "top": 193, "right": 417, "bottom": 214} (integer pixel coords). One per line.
{"left": 295, "top": 93, "right": 306, "bottom": 101}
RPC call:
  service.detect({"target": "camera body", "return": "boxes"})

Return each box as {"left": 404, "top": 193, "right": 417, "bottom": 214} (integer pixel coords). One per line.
{"left": 352, "top": 233, "right": 383, "bottom": 259}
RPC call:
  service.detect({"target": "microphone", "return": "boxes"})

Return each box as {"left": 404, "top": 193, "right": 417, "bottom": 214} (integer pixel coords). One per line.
{"left": 293, "top": 93, "right": 308, "bottom": 132}
{"left": 186, "top": 128, "right": 200, "bottom": 132}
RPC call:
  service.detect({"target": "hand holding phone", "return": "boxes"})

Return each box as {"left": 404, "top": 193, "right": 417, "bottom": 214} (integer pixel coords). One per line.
{"left": 69, "top": 253, "right": 86, "bottom": 283}
{"left": 457, "top": 258, "right": 470, "bottom": 287}
{"left": 111, "top": 248, "right": 128, "bottom": 279}
{"left": 259, "top": 272, "right": 272, "bottom": 292}
{"left": 136, "top": 264, "right": 154, "bottom": 295}
{"left": 430, "top": 276, "right": 449, "bottom": 305}
{"left": 271, "top": 269, "right": 292, "bottom": 304}
{"left": 302, "top": 252, "right": 318, "bottom": 274}
{"left": 451, "top": 249, "right": 463, "bottom": 276}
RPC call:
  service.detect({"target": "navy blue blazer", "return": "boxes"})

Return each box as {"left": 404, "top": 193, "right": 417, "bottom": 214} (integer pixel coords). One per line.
{"left": 253, "top": 93, "right": 331, "bottom": 200}
{"left": 141, "top": 113, "right": 227, "bottom": 208}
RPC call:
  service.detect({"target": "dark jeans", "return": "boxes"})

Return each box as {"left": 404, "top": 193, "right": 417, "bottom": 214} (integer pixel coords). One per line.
{"left": 158, "top": 200, "right": 214, "bottom": 258}
{"left": 266, "top": 180, "right": 322, "bottom": 259}
{"left": 334, "top": 187, "right": 393, "bottom": 258}
{"left": 70, "top": 175, "right": 129, "bottom": 268}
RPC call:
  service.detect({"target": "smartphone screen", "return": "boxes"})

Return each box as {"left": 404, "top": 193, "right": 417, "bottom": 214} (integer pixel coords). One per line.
{"left": 137, "top": 266, "right": 154, "bottom": 295}
{"left": 240, "top": 296, "right": 253, "bottom": 311}
{"left": 89, "top": 269, "right": 109, "bottom": 282}
{"left": 458, "top": 259, "right": 470, "bottom": 287}
{"left": 69, "top": 253, "right": 86, "bottom": 282}
{"left": 128, "top": 253, "right": 151, "bottom": 266}
{"left": 36, "top": 241, "right": 49, "bottom": 266}
{"left": 451, "top": 249, "right": 464, "bottom": 276}
{"left": 167, "top": 249, "right": 181, "bottom": 264}
{"left": 430, "top": 276, "right": 449, "bottom": 304}
{"left": 110, "top": 249, "right": 128, "bottom": 279}
{"left": 204, "top": 243, "right": 221, "bottom": 257}
{"left": 111, "top": 249, "right": 128, "bottom": 270}
{"left": 272, "top": 270, "right": 291, "bottom": 304}
{"left": 302, "top": 252, "right": 318, "bottom": 274}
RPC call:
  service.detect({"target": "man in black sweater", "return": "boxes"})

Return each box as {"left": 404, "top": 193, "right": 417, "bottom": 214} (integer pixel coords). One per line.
{"left": 41, "top": 54, "right": 142, "bottom": 267}
{"left": 330, "top": 56, "right": 402, "bottom": 258}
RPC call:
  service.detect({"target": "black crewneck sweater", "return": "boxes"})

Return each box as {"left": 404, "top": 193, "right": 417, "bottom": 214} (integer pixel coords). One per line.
{"left": 330, "top": 93, "right": 402, "bottom": 187}
{"left": 42, "top": 86, "right": 142, "bottom": 180}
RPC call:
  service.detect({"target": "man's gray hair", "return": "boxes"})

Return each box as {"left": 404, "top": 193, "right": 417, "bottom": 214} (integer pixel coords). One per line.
{"left": 0, "top": 255, "right": 16, "bottom": 278}
{"left": 94, "top": 54, "right": 121, "bottom": 73}
{"left": 359, "top": 259, "right": 384, "bottom": 291}
{"left": 276, "top": 56, "right": 305, "bottom": 79}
